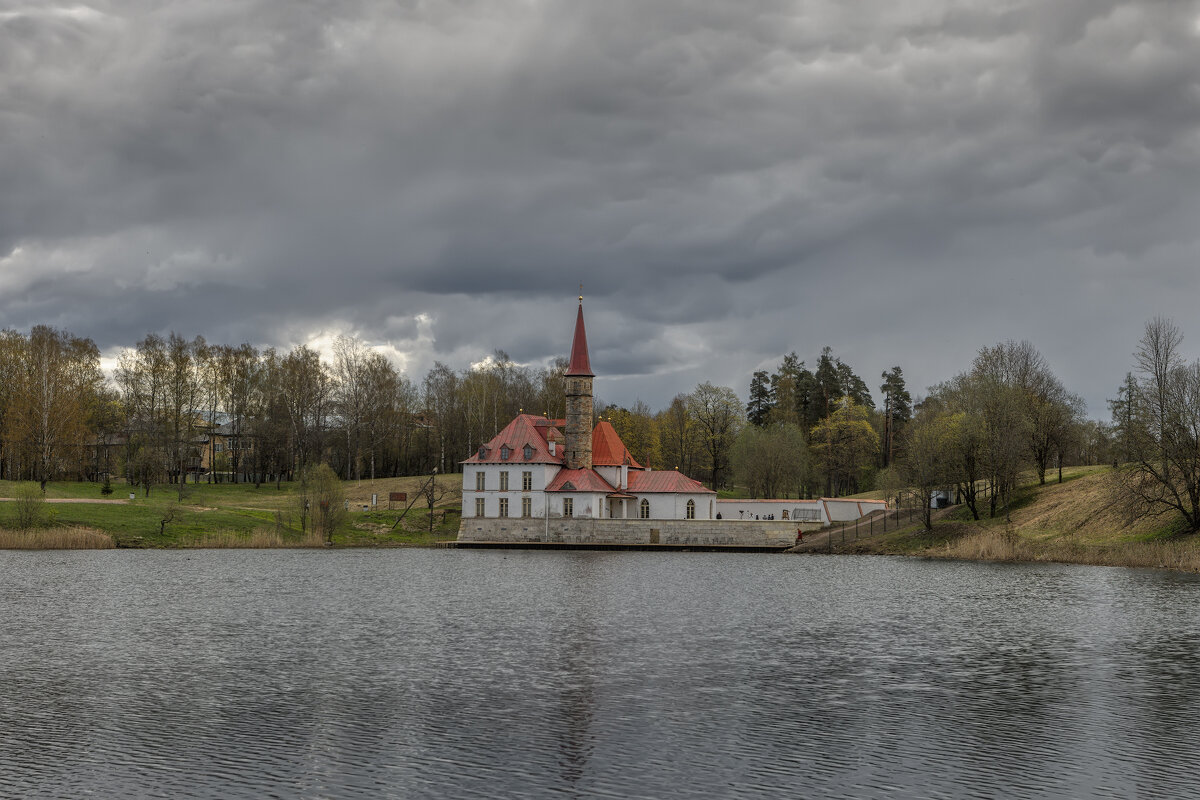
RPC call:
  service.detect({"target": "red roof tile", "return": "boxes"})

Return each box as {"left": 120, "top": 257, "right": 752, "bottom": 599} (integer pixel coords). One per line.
{"left": 591, "top": 420, "right": 643, "bottom": 468}
{"left": 626, "top": 470, "right": 715, "bottom": 494}
{"left": 546, "top": 468, "right": 616, "bottom": 493}
{"left": 566, "top": 300, "right": 593, "bottom": 377}
{"left": 460, "top": 414, "right": 565, "bottom": 464}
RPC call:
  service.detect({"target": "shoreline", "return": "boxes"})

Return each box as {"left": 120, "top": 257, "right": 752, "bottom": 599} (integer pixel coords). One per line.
{"left": 800, "top": 525, "right": 1200, "bottom": 574}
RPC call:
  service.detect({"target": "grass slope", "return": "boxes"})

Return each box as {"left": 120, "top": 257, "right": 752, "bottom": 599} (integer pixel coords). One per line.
{"left": 834, "top": 465, "right": 1200, "bottom": 571}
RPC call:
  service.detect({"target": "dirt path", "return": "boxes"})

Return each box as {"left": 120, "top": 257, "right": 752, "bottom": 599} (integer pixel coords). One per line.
{"left": 0, "top": 497, "right": 132, "bottom": 504}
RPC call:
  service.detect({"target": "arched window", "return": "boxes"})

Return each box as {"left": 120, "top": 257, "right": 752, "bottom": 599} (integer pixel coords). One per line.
{"left": 686, "top": 499, "right": 695, "bottom": 519}
{"left": 639, "top": 499, "right": 650, "bottom": 519}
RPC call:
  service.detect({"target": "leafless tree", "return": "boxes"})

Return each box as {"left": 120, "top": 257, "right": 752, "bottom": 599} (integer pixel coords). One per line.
{"left": 1112, "top": 318, "right": 1200, "bottom": 532}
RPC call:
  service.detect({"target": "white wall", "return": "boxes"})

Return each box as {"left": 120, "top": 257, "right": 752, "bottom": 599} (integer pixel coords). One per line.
{"left": 546, "top": 492, "right": 606, "bottom": 519}
{"left": 629, "top": 492, "right": 714, "bottom": 520}
{"left": 823, "top": 499, "right": 887, "bottom": 522}
{"left": 715, "top": 498, "right": 888, "bottom": 523}
{"left": 717, "top": 499, "right": 825, "bottom": 521}
{"left": 462, "top": 464, "right": 717, "bottom": 521}
{"left": 461, "top": 463, "right": 559, "bottom": 518}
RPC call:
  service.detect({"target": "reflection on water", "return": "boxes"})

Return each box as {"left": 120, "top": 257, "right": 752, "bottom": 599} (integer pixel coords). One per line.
{"left": 2, "top": 550, "right": 1200, "bottom": 798}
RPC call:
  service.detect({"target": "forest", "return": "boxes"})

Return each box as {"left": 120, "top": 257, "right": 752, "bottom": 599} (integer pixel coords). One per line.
{"left": 0, "top": 323, "right": 1123, "bottom": 506}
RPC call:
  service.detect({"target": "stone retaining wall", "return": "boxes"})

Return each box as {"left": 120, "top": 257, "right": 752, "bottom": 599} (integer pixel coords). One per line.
{"left": 458, "top": 518, "right": 805, "bottom": 548}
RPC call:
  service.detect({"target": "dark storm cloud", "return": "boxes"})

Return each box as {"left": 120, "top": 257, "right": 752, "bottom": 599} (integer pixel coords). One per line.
{"left": 1, "top": 0, "right": 1198, "bottom": 412}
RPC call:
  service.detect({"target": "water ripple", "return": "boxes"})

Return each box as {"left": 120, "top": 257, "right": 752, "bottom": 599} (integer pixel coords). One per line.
{"left": 3, "top": 551, "right": 1200, "bottom": 798}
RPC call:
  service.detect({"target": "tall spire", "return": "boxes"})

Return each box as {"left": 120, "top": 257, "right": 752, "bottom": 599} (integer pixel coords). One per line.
{"left": 563, "top": 296, "right": 594, "bottom": 470}
{"left": 566, "top": 295, "right": 594, "bottom": 377}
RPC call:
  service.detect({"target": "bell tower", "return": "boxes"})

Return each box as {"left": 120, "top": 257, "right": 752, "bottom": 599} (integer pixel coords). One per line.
{"left": 564, "top": 296, "right": 594, "bottom": 470}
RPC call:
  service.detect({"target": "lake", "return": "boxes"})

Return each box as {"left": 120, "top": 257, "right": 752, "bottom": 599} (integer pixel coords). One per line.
{"left": 2, "top": 550, "right": 1200, "bottom": 798}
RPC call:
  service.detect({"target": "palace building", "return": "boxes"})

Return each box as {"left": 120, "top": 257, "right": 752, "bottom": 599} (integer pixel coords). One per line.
{"left": 460, "top": 298, "right": 716, "bottom": 521}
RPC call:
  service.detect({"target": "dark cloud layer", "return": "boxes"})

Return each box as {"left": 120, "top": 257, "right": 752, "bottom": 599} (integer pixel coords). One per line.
{"left": 2, "top": 0, "right": 1198, "bottom": 413}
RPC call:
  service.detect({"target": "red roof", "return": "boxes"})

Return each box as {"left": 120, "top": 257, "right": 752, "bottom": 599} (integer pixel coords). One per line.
{"left": 546, "top": 468, "right": 617, "bottom": 493}
{"left": 626, "top": 470, "right": 715, "bottom": 494}
{"left": 591, "top": 420, "right": 643, "bottom": 468}
{"left": 461, "top": 414, "right": 565, "bottom": 464}
{"left": 565, "top": 300, "right": 594, "bottom": 377}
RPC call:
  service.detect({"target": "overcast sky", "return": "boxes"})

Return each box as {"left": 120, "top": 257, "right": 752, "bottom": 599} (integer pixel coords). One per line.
{"left": 3, "top": 0, "right": 1199, "bottom": 416}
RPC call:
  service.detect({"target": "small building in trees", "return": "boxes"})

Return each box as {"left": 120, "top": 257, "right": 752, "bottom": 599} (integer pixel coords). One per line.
{"left": 460, "top": 299, "right": 715, "bottom": 521}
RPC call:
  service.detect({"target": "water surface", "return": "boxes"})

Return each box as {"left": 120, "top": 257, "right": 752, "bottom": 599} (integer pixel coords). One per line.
{"left": 2, "top": 550, "right": 1199, "bottom": 798}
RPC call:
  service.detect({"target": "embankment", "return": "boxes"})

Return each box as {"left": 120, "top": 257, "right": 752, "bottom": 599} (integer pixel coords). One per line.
{"left": 822, "top": 466, "right": 1200, "bottom": 573}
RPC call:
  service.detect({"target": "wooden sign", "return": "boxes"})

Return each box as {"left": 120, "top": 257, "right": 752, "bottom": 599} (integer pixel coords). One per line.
{"left": 390, "top": 492, "right": 406, "bottom": 502}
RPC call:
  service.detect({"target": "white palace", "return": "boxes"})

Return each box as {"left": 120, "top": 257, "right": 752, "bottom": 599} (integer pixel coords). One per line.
{"left": 460, "top": 299, "right": 716, "bottom": 522}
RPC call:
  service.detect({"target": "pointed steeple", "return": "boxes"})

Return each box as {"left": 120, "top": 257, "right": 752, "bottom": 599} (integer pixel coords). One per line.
{"left": 566, "top": 295, "right": 594, "bottom": 377}
{"left": 563, "top": 295, "right": 594, "bottom": 470}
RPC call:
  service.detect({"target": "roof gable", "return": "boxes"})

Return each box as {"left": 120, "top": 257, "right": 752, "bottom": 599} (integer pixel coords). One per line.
{"left": 546, "top": 468, "right": 616, "bottom": 493}
{"left": 591, "top": 420, "right": 643, "bottom": 468}
{"left": 461, "top": 414, "right": 565, "bottom": 464}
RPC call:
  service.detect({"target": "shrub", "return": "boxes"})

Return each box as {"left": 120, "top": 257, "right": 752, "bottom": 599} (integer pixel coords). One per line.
{"left": 14, "top": 483, "right": 45, "bottom": 530}
{"left": 298, "top": 464, "right": 345, "bottom": 545}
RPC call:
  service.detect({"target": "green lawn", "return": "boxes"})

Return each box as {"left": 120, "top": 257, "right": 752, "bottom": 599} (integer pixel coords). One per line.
{"left": 0, "top": 477, "right": 462, "bottom": 548}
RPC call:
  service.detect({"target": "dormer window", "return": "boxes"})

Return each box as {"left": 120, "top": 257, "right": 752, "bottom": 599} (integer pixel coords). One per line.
{"left": 523, "top": 444, "right": 533, "bottom": 460}
{"left": 500, "top": 445, "right": 511, "bottom": 461}
{"left": 478, "top": 446, "right": 487, "bottom": 459}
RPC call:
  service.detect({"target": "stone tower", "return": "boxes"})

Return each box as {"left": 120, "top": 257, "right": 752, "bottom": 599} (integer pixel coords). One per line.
{"left": 564, "top": 297, "right": 594, "bottom": 470}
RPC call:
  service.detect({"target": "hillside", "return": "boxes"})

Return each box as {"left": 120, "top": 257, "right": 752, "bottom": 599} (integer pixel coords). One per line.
{"left": 824, "top": 466, "right": 1200, "bottom": 571}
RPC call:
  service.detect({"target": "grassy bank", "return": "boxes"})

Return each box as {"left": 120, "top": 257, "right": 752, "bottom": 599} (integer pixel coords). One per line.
{"left": 831, "top": 465, "right": 1200, "bottom": 572}
{"left": 0, "top": 475, "right": 463, "bottom": 549}
{"left": 0, "top": 527, "right": 116, "bottom": 549}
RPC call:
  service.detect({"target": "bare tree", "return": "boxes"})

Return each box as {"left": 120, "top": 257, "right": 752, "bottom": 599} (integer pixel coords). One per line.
{"left": 688, "top": 382, "right": 744, "bottom": 490}
{"left": 279, "top": 345, "right": 329, "bottom": 474}
{"left": 9, "top": 327, "right": 103, "bottom": 487}
{"left": 422, "top": 362, "right": 460, "bottom": 475}
{"left": 901, "top": 410, "right": 954, "bottom": 530}
{"left": 164, "top": 333, "right": 205, "bottom": 498}
{"left": 1112, "top": 318, "right": 1200, "bottom": 532}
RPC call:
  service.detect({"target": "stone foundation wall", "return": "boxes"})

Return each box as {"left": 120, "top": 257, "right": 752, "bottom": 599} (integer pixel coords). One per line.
{"left": 458, "top": 518, "right": 805, "bottom": 548}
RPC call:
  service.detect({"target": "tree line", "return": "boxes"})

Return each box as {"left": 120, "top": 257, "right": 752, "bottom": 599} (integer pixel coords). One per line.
{"left": 0, "top": 325, "right": 757, "bottom": 493}
{"left": 898, "top": 340, "right": 1090, "bottom": 529}
{"left": 0, "top": 323, "right": 1126, "bottom": 509}
{"left": 897, "top": 319, "right": 1200, "bottom": 535}
{"left": 732, "top": 347, "right": 910, "bottom": 499}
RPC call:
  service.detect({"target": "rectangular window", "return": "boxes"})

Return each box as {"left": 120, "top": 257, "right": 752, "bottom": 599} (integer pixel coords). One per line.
{"left": 475, "top": 472, "right": 485, "bottom": 491}
{"left": 522, "top": 471, "right": 532, "bottom": 491}
{"left": 499, "top": 472, "right": 509, "bottom": 491}
{"left": 563, "top": 498, "right": 574, "bottom": 518}
{"left": 522, "top": 497, "right": 532, "bottom": 517}
{"left": 475, "top": 497, "right": 486, "bottom": 517}
{"left": 214, "top": 443, "right": 223, "bottom": 453}
{"left": 499, "top": 498, "right": 509, "bottom": 517}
